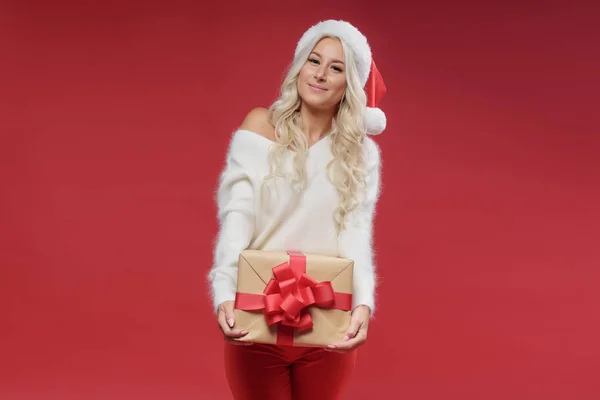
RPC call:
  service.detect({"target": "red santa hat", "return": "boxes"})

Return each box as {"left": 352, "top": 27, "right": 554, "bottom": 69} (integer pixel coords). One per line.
{"left": 294, "top": 20, "right": 388, "bottom": 135}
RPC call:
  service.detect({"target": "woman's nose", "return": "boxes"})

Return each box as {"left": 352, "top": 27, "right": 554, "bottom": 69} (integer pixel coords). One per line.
{"left": 315, "top": 66, "right": 327, "bottom": 81}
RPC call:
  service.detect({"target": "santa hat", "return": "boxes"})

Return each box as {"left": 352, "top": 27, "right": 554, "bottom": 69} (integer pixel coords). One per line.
{"left": 294, "top": 20, "right": 387, "bottom": 135}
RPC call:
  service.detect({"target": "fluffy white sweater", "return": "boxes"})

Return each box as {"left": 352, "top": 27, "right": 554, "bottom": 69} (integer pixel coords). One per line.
{"left": 207, "top": 129, "right": 382, "bottom": 316}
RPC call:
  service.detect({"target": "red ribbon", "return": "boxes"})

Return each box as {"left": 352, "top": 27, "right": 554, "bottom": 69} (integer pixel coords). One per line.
{"left": 234, "top": 251, "right": 352, "bottom": 346}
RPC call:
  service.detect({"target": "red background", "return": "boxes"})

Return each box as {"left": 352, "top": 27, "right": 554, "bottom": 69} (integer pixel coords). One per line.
{"left": 1, "top": 1, "right": 599, "bottom": 399}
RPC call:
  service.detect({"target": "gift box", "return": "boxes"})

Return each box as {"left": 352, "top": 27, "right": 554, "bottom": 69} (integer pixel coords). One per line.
{"left": 232, "top": 249, "right": 354, "bottom": 347}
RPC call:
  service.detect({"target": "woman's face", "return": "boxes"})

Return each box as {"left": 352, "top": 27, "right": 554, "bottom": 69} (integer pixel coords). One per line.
{"left": 297, "top": 37, "right": 347, "bottom": 111}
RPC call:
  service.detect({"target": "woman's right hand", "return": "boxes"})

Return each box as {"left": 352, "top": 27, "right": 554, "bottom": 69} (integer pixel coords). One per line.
{"left": 217, "top": 300, "right": 251, "bottom": 344}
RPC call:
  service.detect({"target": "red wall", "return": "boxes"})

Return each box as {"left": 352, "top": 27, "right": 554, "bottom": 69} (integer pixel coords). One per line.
{"left": 1, "top": 1, "right": 599, "bottom": 399}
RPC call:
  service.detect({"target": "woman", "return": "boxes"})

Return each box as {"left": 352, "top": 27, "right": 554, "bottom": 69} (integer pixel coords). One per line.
{"left": 208, "top": 20, "right": 387, "bottom": 399}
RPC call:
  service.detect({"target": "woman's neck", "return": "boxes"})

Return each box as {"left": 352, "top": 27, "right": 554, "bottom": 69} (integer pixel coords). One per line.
{"left": 299, "top": 105, "right": 335, "bottom": 145}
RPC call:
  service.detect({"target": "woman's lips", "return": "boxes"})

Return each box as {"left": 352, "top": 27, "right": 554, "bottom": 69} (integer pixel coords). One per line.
{"left": 309, "top": 84, "right": 327, "bottom": 92}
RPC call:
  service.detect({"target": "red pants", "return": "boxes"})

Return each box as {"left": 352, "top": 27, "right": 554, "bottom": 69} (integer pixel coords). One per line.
{"left": 224, "top": 341, "right": 358, "bottom": 400}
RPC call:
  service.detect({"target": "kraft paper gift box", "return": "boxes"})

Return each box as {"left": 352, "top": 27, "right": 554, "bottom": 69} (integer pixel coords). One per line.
{"left": 232, "top": 249, "right": 354, "bottom": 347}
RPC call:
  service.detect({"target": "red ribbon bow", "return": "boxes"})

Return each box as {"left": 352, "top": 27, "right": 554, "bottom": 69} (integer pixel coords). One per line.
{"left": 262, "top": 261, "right": 337, "bottom": 332}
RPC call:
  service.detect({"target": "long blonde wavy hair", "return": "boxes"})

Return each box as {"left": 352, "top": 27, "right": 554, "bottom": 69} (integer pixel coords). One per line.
{"left": 263, "top": 35, "right": 368, "bottom": 233}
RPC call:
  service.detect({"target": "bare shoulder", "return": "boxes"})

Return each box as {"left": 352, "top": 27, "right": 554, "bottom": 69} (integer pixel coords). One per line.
{"left": 239, "top": 107, "right": 276, "bottom": 142}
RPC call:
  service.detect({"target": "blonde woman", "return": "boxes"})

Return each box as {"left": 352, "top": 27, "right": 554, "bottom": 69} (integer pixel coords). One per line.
{"left": 208, "top": 19, "right": 387, "bottom": 399}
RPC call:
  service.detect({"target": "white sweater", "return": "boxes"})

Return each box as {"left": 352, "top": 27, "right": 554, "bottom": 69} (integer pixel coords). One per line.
{"left": 207, "top": 129, "right": 382, "bottom": 316}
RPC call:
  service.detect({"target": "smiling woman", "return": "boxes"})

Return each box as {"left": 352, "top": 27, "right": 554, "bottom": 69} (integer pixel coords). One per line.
{"left": 207, "top": 19, "right": 388, "bottom": 400}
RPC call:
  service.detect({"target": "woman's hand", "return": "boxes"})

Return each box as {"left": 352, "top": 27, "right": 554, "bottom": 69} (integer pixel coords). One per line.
{"left": 217, "top": 300, "right": 251, "bottom": 345}
{"left": 327, "top": 305, "right": 371, "bottom": 353}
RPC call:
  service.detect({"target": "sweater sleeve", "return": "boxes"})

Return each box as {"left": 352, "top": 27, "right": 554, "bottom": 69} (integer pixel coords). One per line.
{"left": 207, "top": 132, "right": 256, "bottom": 313}
{"left": 338, "top": 138, "right": 382, "bottom": 316}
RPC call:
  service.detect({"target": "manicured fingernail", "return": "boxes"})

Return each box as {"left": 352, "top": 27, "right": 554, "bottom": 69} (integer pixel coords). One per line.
{"left": 227, "top": 318, "right": 234, "bottom": 328}
{"left": 327, "top": 345, "right": 336, "bottom": 349}
{"left": 241, "top": 330, "right": 248, "bottom": 335}
{"left": 344, "top": 335, "right": 349, "bottom": 341}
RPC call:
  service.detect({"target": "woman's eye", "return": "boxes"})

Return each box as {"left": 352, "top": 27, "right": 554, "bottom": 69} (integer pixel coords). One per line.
{"left": 332, "top": 66, "right": 343, "bottom": 72}
{"left": 308, "top": 58, "right": 319, "bottom": 64}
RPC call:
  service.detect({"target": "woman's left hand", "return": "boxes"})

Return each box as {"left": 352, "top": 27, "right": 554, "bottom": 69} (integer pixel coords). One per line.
{"left": 327, "top": 305, "right": 371, "bottom": 353}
